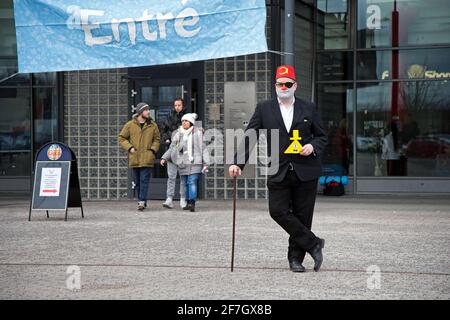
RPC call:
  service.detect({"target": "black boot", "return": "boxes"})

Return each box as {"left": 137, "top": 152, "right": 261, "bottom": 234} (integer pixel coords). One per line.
{"left": 183, "top": 200, "right": 191, "bottom": 210}
{"left": 308, "top": 238, "right": 325, "bottom": 272}
{"left": 189, "top": 200, "right": 196, "bottom": 212}
{"left": 289, "top": 258, "right": 306, "bottom": 273}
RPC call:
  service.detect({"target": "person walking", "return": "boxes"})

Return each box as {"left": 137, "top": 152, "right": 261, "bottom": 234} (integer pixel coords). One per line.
{"left": 160, "top": 98, "right": 188, "bottom": 209}
{"left": 382, "top": 121, "right": 406, "bottom": 176}
{"left": 229, "top": 65, "right": 328, "bottom": 272}
{"left": 160, "top": 113, "right": 210, "bottom": 212}
{"left": 119, "top": 102, "right": 161, "bottom": 211}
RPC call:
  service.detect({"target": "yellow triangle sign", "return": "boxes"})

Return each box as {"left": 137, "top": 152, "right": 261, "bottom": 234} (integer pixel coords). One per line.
{"left": 284, "top": 130, "right": 303, "bottom": 154}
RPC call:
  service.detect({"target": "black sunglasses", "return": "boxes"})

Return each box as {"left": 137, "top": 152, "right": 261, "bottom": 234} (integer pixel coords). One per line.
{"left": 275, "top": 82, "right": 295, "bottom": 88}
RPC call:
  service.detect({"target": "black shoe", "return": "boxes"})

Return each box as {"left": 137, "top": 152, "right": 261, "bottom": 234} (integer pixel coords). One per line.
{"left": 308, "top": 238, "right": 325, "bottom": 272}
{"left": 289, "top": 259, "right": 306, "bottom": 273}
{"left": 190, "top": 200, "right": 196, "bottom": 212}
{"left": 182, "top": 200, "right": 191, "bottom": 210}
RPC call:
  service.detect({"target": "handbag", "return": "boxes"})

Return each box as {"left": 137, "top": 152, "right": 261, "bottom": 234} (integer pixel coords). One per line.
{"left": 322, "top": 176, "right": 345, "bottom": 196}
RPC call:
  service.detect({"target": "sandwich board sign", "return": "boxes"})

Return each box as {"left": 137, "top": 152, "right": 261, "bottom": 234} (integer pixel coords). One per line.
{"left": 29, "top": 142, "right": 84, "bottom": 221}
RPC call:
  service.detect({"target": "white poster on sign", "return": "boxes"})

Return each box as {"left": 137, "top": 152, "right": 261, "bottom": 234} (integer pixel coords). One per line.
{"left": 39, "top": 168, "right": 62, "bottom": 197}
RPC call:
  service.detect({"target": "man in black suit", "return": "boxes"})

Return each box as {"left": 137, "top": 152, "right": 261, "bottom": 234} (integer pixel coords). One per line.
{"left": 229, "top": 65, "right": 328, "bottom": 272}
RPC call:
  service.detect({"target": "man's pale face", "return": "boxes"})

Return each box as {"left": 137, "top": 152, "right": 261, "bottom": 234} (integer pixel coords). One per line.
{"left": 275, "top": 77, "right": 297, "bottom": 100}
{"left": 174, "top": 100, "right": 184, "bottom": 113}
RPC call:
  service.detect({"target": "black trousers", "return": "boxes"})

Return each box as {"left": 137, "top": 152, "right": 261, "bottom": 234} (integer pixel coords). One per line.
{"left": 267, "top": 170, "right": 319, "bottom": 263}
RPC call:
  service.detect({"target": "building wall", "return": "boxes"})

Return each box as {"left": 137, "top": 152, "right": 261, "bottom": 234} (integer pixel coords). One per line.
{"left": 6, "top": 1, "right": 450, "bottom": 199}
{"left": 203, "top": 5, "right": 274, "bottom": 200}
{"left": 64, "top": 56, "right": 274, "bottom": 201}
{"left": 64, "top": 69, "right": 129, "bottom": 199}
{"left": 64, "top": 7, "right": 275, "bottom": 201}
{"left": 203, "top": 53, "right": 273, "bottom": 200}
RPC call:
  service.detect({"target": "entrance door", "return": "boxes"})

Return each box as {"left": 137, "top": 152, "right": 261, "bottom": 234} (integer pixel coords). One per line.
{"left": 130, "top": 79, "right": 191, "bottom": 200}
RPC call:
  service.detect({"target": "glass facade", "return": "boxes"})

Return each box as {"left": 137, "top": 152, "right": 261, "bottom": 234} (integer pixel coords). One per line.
{"left": 317, "top": 83, "right": 354, "bottom": 176}
{"left": 357, "top": 0, "right": 450, "bottom": 48}
{"left": 315, "top": 0, "right": 450, "bottom": 182}
{"left": 317, "top": 0, "right": 350, "bottom": 49}
{"left": 0, "top": 77, "right": 59, "bottom": 180}
{"left": 1, "top": 0, "right": 450, "bottom": 197}
{"left": 0, "top": 88, "right": 31, "bottom": 177}
{"left": 0, "top": 0, "right": 59, "bottom": 190}
{"left": 356, "top": 81, "right": 450, "bottom": 177}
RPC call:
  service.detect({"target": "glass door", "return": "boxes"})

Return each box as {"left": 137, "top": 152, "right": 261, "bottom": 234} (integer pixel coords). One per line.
{"left": 132, "top": 79, "right": 191, "bottom": 199}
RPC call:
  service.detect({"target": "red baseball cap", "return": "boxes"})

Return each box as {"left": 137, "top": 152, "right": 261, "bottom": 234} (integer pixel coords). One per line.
{"left": 276, "top": 65, "right": 296, "bottom": 81}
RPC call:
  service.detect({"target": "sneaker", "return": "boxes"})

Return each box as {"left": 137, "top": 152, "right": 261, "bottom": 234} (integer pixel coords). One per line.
{"left": 163, "top": 197, "right": 173, "bottom": 209}
{"left": 180, "top": 198, "right": 187, "bottom": 209}
{"left": 137, "top": 201, "right": 145, "bottom": 211}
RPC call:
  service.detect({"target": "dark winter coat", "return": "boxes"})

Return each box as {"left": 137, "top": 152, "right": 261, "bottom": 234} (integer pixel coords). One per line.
{"left": 160, "top": 108, "right": 187, "bottom": 145}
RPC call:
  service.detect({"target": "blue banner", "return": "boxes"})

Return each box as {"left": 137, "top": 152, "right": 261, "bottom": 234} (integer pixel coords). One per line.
{"left": 13, "top": 0, "right": 268, "bottom": 73}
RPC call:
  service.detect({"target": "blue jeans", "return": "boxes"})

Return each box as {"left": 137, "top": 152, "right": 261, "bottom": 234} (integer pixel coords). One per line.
{"left": 133, "top": 167, "right": 152, "bottom": 204}
{"left": 181, "top": 174, "right": 200, "bottom": 201}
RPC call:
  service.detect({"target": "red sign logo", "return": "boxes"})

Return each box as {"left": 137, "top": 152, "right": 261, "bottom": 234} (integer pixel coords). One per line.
{"left": 47, "top": 144, "right": 62, "bottom": 160}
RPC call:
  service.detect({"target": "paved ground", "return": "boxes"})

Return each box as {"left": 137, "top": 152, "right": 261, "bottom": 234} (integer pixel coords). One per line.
{"left": 0, "top": 195, "right": 449, "bottom": 300}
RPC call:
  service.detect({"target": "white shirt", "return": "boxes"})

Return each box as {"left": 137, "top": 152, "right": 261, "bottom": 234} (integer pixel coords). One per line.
{"left": 381, "top": 132, "right": 400, "bottom": 160}
{"left": 278, "top": 97, "right": 295, "bottom": 133}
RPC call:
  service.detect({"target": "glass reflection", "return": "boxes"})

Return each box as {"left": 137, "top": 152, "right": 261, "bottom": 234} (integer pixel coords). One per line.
{"left": 317, "top": 0, "right": 350, "bottom": 49}
{"left": 358, "top": 0, "right": 450, "bottom": 48}
{"left": 317, "top": 83, "right": 354, "bottom": 176}
{"left": 357, "top": 48, "right": 450, "bottom": 81}
{"left": 357, "top": 81, "right": 450, "bottom": 177}
{"left": 33, "top": 87, "right": 58, "bottom": 154}
{"left": 0, "top": 88, "right": 31, "bottom": 176}
{"left": 318, "top": 51, "right": 353, "bottom": 81}
{"left": 142, "top": 86, "right": 183, "bottom": 104}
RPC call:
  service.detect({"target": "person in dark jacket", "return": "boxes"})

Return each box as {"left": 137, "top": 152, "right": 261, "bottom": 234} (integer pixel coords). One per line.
{"left": 229, "top": 65, "right": 328, "bottom": 273}
{"left": 160, "top": 98, "right": 188, "bottom": 209}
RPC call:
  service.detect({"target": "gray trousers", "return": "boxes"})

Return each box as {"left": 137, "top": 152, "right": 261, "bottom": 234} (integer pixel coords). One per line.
{"left": 166, "top": 161, "right": 186, "bottom": 199}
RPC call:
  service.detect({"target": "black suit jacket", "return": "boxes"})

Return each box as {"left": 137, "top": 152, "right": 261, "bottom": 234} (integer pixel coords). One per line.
{"left": 234, "top": 97, "right": 328, "bottom": 182}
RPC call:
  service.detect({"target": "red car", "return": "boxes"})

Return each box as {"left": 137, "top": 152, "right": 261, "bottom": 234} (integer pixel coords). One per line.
{"left": 404, "top": 134, "right": 450, "bottom": 158}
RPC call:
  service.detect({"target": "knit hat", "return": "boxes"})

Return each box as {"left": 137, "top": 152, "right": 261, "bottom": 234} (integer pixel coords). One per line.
{"left": 133, "top": 102, "right": 149, "bottom": 118}
{"left": 181, "top": 113, "right": 198, "bottom": 125}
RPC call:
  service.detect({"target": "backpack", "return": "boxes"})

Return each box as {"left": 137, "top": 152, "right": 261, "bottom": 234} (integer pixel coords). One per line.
{"left": 323, "top": 176, "right": 345, "bottom": 196}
